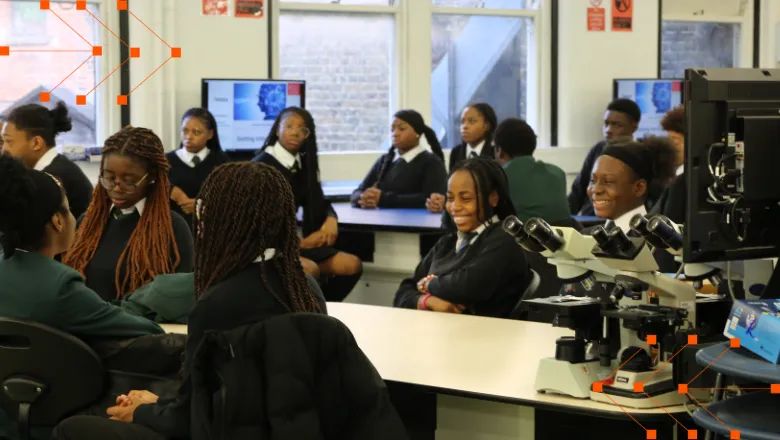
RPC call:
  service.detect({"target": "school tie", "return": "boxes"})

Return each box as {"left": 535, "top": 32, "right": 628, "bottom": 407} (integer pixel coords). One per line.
{"left": 457, "top": 231, "right": 478, "bottom": 253}
{"left": 192, "top": 156, "right": 201, "bottom": 166}
{"left": 290, "top": 162, "right": 300, "bottom": 174}
{"left": 112, "top": 207, "right": 135, "bottom": 220}
{"left": 469, "top": 151, "right": 478, "bottom": 159}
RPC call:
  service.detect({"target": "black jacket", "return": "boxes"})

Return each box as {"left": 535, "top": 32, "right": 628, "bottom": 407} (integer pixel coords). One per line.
{"left": 449, "top": 142, "right": 495, "bottom": 174}
{"left": 190, "top": 313, "right": 409, "bottom": 440}
{"left": 44, "top": 154, "right": 94, "bottom": 219}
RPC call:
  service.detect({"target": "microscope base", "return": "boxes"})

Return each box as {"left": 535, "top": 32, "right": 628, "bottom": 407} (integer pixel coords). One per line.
{"left": 589, "top": 364, "right": 694, "bottom": 409}
{"left": 590, "top": 385, "right": 687, "bottom": 409}
{"left": 535, "top": 357, "right": 607, "bottom": 399}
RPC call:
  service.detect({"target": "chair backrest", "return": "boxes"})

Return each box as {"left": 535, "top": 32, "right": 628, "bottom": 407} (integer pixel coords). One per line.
{"left": 0, "top": 318, "right": 106, "bottom": 425}
{"left": 510, "top": 269, "right": 540, "bottom": 319}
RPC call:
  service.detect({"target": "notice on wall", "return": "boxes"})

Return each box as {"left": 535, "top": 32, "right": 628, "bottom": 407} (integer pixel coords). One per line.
{"left": 236, "top": 0, "right": 264, "bottom": 18}
{"left": 611, "top": 0, "right": 633, "bottom": 32}
{"left": 587, "top": 7, "right": 605, "bottom": 31}
{"left": 203, "top": 0, "right": 229, "bottom": 16}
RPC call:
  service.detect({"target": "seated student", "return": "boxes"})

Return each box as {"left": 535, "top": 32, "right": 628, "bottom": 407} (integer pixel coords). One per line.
{"left": 52, "top": 162, "right": 327, "bottom": 439}
{"left": 569, "top": 98, "right": 642, "bottom": 216}
{"left": 493, "top": 118, "right": 570, "bottom": 223}
{"left": 393, "top": 158, "right": 533, "bottom": 318}
{"left": 1, "top": 102, "right": 93, "bottom": 219}
{"left": 587, "top": 138, "right": 678, "bottom": 232}
{"left": 253, "top": 107, "right": 362, "bottom": 301}
{"left": 62, "top": 127, "right": 194, "bottom": 301}
{"left": 427, "top": 103, "right": 497, "bottom": 213}
{"left": 650, "top": 105, "right": 686, "bottom": 223}
{"left": 351, "top": 110, "right": 447, "bottom": 209}
{"left": 167, "top": 108, "right": 229, "bottom": 230}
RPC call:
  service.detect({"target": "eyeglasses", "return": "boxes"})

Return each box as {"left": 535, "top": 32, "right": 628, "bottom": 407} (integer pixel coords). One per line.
{"left": 99, "top": 173, "right": 149, "bottom": 194}
{"left": 282, "top": 124, "right": 311, "bottom": 139}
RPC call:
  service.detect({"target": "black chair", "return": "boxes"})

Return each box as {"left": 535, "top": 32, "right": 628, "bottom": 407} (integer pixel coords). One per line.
{"left": 0, "top": 318, "right": 106, "bottom": 440}
{"left": 509, "top": 269, "right": 541, "bottom": 320}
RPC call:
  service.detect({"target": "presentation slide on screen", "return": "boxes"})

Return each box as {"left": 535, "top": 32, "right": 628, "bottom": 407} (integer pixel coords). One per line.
{"left": 616, "top": 79, "right": 682, "bottom": 137}
{"left": 204, "top": 80, "right": 303, "bottom": 151}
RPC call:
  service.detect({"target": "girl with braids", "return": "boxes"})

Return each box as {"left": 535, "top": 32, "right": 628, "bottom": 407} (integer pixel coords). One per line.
{"left": 168, "top": 108, "right": 230, "bottom": 230}
{"left": 427, "top": 103, "right": 497, "bottom": 213}
{"left": 253, "top": 107, "right": 362, "bottom": 301}
{"left": 351, "top": 109, "right": 447, "bottom": 209}
{"left": 393, "top": 157, "right": 532, "bottom": 318}
{"left": 63, "top": 126, "right": 194, "bottom": 301}
{"left": 59, "top": 162, "right": 326, "bottom": 439}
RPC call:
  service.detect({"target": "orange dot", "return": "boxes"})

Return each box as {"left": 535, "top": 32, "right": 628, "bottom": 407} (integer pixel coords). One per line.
{"left": 592, "top": 382, "right": 603, "bottom": 393}
{"left": 730, "top": 338, "right": 741, "bottom": 348}
{"left": 688, "top": 334, "right": 698, "bottom": 345}
{"left": 76, "top": 0, "right": 86, "bottom": 10}
{"left": 688, "top": 430, "right": 698, "bottom": 439}
{"left": 40, "top": 0, "right": 50, "bottom": 10}
{"left": 40, "top": 92, "right": 51, "bottom": 103}
{"left": 678, "top": 383, "right": 688, "bottom": 394}
{"left": 76, "top": 95, "right": 87, "bottom": 106}
{"left": 130, "top": 47, "right": 141, "bottom": 58}
{"left": 171, "top": 47, "right": 182, "bottom": 58}
{"left": 647, "top": 430, "right": 657, "bottom": 440}
{"left": 634, "top": 382, "right": 645, "bottom": 393}
{"left": 730, "top": 430, "right": 740, "bottom": 439}
{"left": 0, "top": 46, "right": 9, "bottom": 56}
{"left": 117, "top": 95, "right": 128, "bottom": 106}
{"left": 92, "top": 46, "right": 103, "bottom": 56}
{"left": 117, "top": 0, "right": 128, "bottom": 10}
{"left": 647, "top": 335, "right": 657, "bottom": 345}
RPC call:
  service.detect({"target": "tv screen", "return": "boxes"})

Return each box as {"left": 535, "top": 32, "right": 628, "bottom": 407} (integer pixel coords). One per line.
{"left": 201, "top": 78, "right": 306, "bottom": 151}
{"left": 613, "top": 78, "right": 683, "bottom": 137}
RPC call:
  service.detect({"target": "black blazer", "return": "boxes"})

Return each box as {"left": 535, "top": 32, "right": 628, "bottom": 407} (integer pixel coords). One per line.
{"left": 44, "top": 154, "right": 94, "bottom": 219}
{"left": 449, "top": 142, "right": 495, "bottom": 174}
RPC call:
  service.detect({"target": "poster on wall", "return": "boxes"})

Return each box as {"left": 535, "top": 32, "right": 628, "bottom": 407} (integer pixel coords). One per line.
{"left": 611, "top": 0, "right": 633, "bottom": 32}
{"left": 587, "top": 7, "right": 605, "bottom": 31}
{"left": 236, "top": 0, "right": 264, "bottom": 18}
{"left": 203, "top": 0, "right": 229, "bottom": 16}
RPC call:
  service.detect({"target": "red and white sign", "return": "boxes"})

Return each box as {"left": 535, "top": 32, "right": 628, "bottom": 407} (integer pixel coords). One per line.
{"left": 587, "top": 7, "right": 606, "bottom": 31}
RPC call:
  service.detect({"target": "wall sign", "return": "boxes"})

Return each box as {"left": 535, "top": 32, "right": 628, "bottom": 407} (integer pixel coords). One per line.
{"left": 611, "top": 0, "right": 633, "bottom": 32}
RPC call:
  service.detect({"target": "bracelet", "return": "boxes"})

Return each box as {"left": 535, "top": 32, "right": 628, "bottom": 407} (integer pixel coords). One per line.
{"left": 418, "top": 274, "right": 436, "bottom": 295}
{"left": 420, "top": 294, "right": 432, "bottom": 310}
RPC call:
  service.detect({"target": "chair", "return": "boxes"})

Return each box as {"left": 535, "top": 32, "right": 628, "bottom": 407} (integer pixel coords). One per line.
{"left": 0, "top": 318, "right": 106, "bottom": 440}
{"left": 509, "top": 269, "right": 540, "bottom": 320}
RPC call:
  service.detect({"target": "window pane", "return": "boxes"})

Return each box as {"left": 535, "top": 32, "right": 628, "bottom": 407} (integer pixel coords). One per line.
{"left": 431, "top": 14, "right": 533, "bottom": 149}
{"left": 661, "top": 21, "right": 740, "bottom": 79}
{"left": 0, "top": 0, "right": 99, "bottom": 147}
{"left": 279, "top": 12, "right": 393, "bottom": 152}
{"left": 433, "top": 0, "right": 538, "bottom": 10}
{"left": 282, "top": 0, "right": 395, "bottom": 5}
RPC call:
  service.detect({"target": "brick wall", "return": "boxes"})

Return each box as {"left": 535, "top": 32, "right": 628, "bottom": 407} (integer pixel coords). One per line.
{"left": 661, "top": 21, "right": 739, "bottom": 79}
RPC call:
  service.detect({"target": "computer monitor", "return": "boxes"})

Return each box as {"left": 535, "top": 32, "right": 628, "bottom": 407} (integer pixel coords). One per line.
{"left": 201, "top": 78, "right": 306, "bottom": 153}
{"left": 684, "top": 68, "right": 780, "bottom": 268}
{"left": 613, "top": 78, "right": 683, "bottom": 137}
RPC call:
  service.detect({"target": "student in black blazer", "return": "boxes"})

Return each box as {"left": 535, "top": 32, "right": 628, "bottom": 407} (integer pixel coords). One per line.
{"left": 167, "top": 108, "right": 229, "bottom": 230}
{"left": 650, "top": 105, "right": 686, "bottom": 223}
{"left": 427, "top": 103, "right": 497, "bottom": 213}
{"left": 53, "top": 162, "right": 327, "bottom": 440}
{"left": 351, "top": 110, "right": 447, "bottom": 209}
{"left": 62, "top": 127, "right": 194, "bottom": 301}
{"left": 253, "top": 107, "right": 362, "bottom": 302}
{"left": 1, "top": 102, "right": 93, "bottom": 219}
{"left": 394, "top": 158, "right": 533, "bottom": 318}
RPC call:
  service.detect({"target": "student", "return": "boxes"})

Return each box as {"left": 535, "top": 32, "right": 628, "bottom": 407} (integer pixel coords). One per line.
{"left": 1, "top": 102, "right": 94, "bottom": 219}
{"left": 167, "top": 108, "right": 229, "bottom": 229}
{"left": 588, "top": 138, "right": 678, "bottom": 232}
{"left": 53, "top": 162, "right": 327, "bottom": 439}
{"left": 650, "top": 105, "right": 686, "bottom": 223}
{"left": 0, "top": 117, "right": 6, "bottom": 153}
{"left": 393, "top": 158, "right": 532, "bottom": 318}
{"left": 427, "top": 103, "right": 497, "bottom": 213}
{"left": 493, "top": 118, "right": 570, "bottom": 223}
{"left": 568, "top": 98, "right": 642, "bottom": 216}
{"left": 253, "top": 107, "right": 362, "bottom": 301}
{"left": 62, "top": 127, "right": 194, "bottom": 301}
{"left": 351, "top": 110, "right": 447, "bottom": 209}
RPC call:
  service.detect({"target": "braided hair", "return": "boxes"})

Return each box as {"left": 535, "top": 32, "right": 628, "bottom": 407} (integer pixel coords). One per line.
{"left": 374, "top": 110, "right": 444, "bottom": 187}
{"left": 62, "top": 126, "right": 181, "bottom": 299}
{"left": 180, "top": 107, "right": 223, "bottom": 152}
{"left": 464, "top": 103, "right": 498, "bottom": 150}
{"left": 194, "top": 162, "right": 322, "bottom": 313}
{"left": 443, "top": 157, "right": 517, "bottom": 230}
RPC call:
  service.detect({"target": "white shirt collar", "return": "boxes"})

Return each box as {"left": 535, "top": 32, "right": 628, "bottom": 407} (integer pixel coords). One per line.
{"left": 676, "top": 164, "right": 684, "bottom": 176}
{"left": 176, "top": 147, "right": 210, "bottom": 168}
{"left": 253, "top": 248, "right": 276, "bottom": 262}
{"left": 112, "top": 198, "right": 146, "bottom": 216}
{"left": 455, "top": 215, "right": 498, "bottom": 250}
{"left": 394, "top": 144, "right": 425, "bottom": 163}
{"left": 33, "top": 148, "right": 59, "bottom": 171}
{"left": 611, "top": 205, "right": 646, "bottom": 233}
{"left": 267, "top": 143, "right": 301, "bottom": 169}
{"left": 466, "top": 140, "right": 485, "bottom": 158}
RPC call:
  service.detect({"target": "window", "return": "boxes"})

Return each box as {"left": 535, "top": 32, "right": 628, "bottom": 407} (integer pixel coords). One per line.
{"left": 660, "top": 21, "right": 741, "bottom": 79}
{"left": 0, "top": 0, "right": 100, "bottom": 147}
{"left": 431, "top": 1, "right": 537, "bottom": 149}
{"left": 432, "top": 0, "right": 538, "bottom": 9}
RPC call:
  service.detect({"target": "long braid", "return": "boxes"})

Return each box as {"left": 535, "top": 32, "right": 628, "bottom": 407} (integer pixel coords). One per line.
{"left": 62, "top": 127, "right": 180, "bottom": 298}
{"left": 194, "top": 162, "right": 321, "bottom": 313}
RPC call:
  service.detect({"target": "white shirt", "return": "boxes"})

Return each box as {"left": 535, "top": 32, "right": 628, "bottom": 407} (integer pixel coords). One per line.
{"left": 676, "top": 164, "right": 684, "bottom": 177}
{"left": 455, "top": 215, "right": 499, "bottom": 251}
{"left": 266, "top": 143, "right": 301, "bottom": 169}
{"left": 253, "top": 248, "right": 276, "bottom": 262}
{"left": 33, "top": 148, "right": 59, "bottom": 171}
{"left": 610, "top": 205, "right": 646, "bottom": 234}
{"left": 112, "top": 198, "right": 147, "bottom": 216}
{"left": 466, "top": 140, "right": 485, "bottom": 159}
{"left": 393, "top": 144, "right": 425, "bottom": 163}
{"left": 176, "top": 147, "right": 211, "bottom": 168}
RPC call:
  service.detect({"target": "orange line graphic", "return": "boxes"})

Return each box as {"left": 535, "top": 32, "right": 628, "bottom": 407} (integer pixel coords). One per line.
{"left": 128, "top": 57, "right": 172, "bottom": 96}
{"left": 49, "top": 55, "right": 93, "bottom": 93}
{"left": 607, "top": 344, "right": 651, "bottom": 379}
{"left": 688, "top": 393, "right": 730, "bottom": 432}
{"left": 11, "top": 50, "right": 92, "bottom": 53}
{"left": 87, "top": 9, "right": 129, "bottom": 47}
{"left": 644, "top": 392, "right": 686, "bottom": 429}
{"left": 603, "top": 393, "right": 647, "bottom": 431}
{"left": 129, "top": 11, "right": 172, "bottom": 48}
{"left": 49, "top": 8, "right": 93, "bottom": 47}
{"left": 87, "top": 57, "right": 130, "bottom": 97}
{"left": 688, "top": 346, "right": 730, "bottom": 385}
{"left": 645, "top": 343, "right": 689, "bottom": 384}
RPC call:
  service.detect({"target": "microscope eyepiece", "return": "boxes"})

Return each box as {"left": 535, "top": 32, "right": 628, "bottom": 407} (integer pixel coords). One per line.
{"left": 524, "top": 217, "right": 565, "bottom": 253}
{"left": 502, "top": 215, "right": 546, "bottom": 253}
{"left": 502, "top": 216, "right": 525, "bottom": 238}
{"left": 608, "top": 228, "right": 635, "bottom": 253}
{"left": 592, "top": 225, "right": 636, "bottom": 256}
{"left": 647, "top": 215, "right": 683, "bottom": 251}
{"left": 591, "top": 226, "right": 610, "bottom": 247}
{"left": 629, "top": 214, "right": 669, "bottom": 249}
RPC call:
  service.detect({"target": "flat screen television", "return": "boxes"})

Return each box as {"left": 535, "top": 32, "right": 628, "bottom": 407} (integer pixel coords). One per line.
{"left": 613, "top": 78, "right": 683, "bottom": 137}
{"left": 201, "top": 78, "right": 306, "bottom": 152}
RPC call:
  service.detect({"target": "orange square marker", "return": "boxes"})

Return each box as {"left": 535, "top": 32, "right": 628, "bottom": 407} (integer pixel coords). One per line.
{"left": 678, "top": 383, "right": 688, "bottom": 394}
{"left": 76, "top": 95, "right": 87, "bottom": 106}
{"left": 592, "top": 382, "right": 603, "bottom": 393}
{"left": 130, "top": 47, "right": 140, "bottom": 58}
{"left": 730, "top": 430, "right": 740, "bottom": 439}
{"left": 0, "top": 46, "right": 9, "bottom": 56}
{"left": 688, "top": 334, "right": 698, "bottom": 345}
{"left": 171, "top": 47, "right": 181, "bottom": 58}
{"left": 647, "top": 335, "right": 657, "bottom": 345}
{"left": 730, "top": 338, "right": 741, "bottom": 348}
{"left": 647, "top": 430, "right": 657, "bottom": 440}
{"left": 40, "top": 0, "right": 50, "bottom": 9}
{"left": 92, "top": 46, "right": 102, "bottom": 56}
{"left": 117, "top": 0, "right": 128, "bottom": 10}
{"left": 76, "top": 0, "right": 86, "bottom": 9}
{"left": 117, "top": 95, "right": 128, "bottom": 106}
{"left": 688, "top": 430, "right": 698, "bottom": 439}
{"left": 40, "top": 92, "right": 51, "bottom": 102}
{"left": 634, "top": 382, "right": 645, "bottom": 393}
{"left": 771, "top": 384, "right": 780, "bottom": 394}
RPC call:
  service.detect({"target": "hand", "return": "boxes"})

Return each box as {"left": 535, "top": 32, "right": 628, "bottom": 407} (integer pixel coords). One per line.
{"left": 422, "top": 296, "right": 466, "bottom": 314}
{"left": 416, "top": 274, "right": 437, "bottom": 294}
{"left": 106, "top": 401, "right": 142, "bottom": 422}
{"left": 426, "top": 193, "right": 446, "bottom": 213}
{"left": 117, "top": 390, "right": 158, "bottom": 406}
{"left": 360, "top": 187, "right": 381, "bottom": 209}
{"left": 320, "top": 217, "right": 338, "bottom": 247}
{"left": 301, "top": 232, "right": 327, "bottom": 249}
{"left": 179, "top": 198, "right": 196, "bottom": 214}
